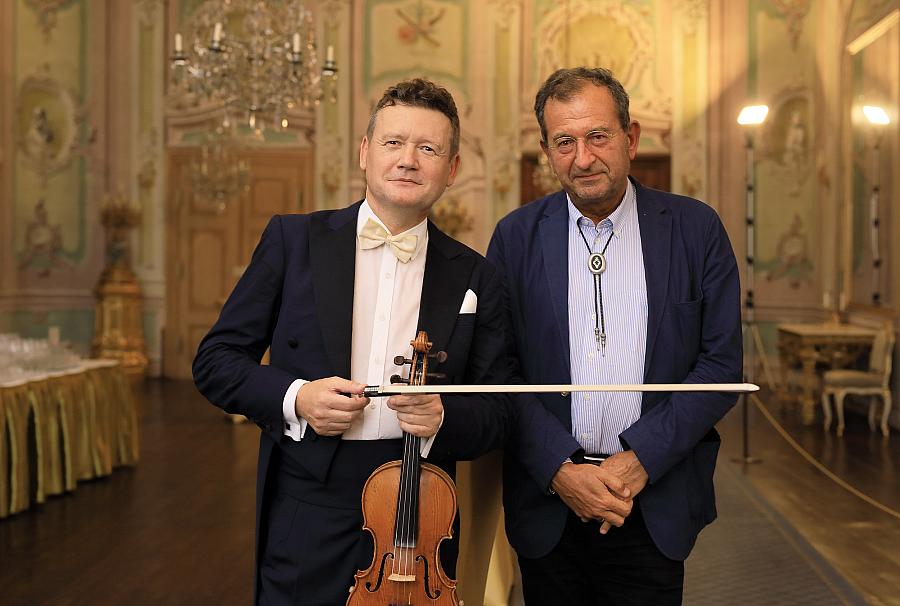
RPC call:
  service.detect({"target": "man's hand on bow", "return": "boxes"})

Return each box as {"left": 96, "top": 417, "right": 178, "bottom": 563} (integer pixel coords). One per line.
{"left": 388, "top": 394, "right": 443, "bottom": 438}
{"left": 295, "top": 377, "right": 369, "bottom": 436}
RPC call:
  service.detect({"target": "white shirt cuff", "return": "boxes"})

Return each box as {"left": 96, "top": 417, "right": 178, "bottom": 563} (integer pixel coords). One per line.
{"left": 282, "top": 379, "right": 309, "bottom": 441}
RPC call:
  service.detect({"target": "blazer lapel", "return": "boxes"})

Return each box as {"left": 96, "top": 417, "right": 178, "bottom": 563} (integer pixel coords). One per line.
{"left": 539, "top": 193, "right": 571, "bottom": 380}
{"left": 309, "top": 203, "right": 360, "bottom": 378}
{"left": 636, "top": 185, "right": 672, "bottom": 383}
{"left": 417, "top": 222, "right": 471, "bottom": 352}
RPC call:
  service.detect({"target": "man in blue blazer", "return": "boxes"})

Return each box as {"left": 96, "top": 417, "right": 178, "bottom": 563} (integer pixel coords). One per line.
{"left": 488, "top": 68, "right": 742, "bottom": 604}
{"left": 194, "top": 79, "right": 512, "bottom": 605}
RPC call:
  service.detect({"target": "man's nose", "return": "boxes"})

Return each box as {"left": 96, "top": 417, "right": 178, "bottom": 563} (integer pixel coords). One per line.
{"left": 397, "top": 143, "right": 419, "bottom": 169}
{"left": 573, "top": 139, "right": 596, "bottom": 169}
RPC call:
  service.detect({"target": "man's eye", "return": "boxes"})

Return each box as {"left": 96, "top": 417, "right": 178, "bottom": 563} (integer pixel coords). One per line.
{"left": 555, "top": 139, "right": 575, "bottom": 150}
{"left": 588, "top": 133, "right": 609, "bottom": 146}
{"left": 420, "top": 145, "right": 436, "bottom": 155}
{"left": 384, "top": 140, "right": 402, "bottom": 147}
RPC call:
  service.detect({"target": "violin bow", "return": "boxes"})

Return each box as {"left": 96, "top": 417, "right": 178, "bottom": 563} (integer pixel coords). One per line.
{"left": 363, "top": 382, "right": 760, "bottom": 397}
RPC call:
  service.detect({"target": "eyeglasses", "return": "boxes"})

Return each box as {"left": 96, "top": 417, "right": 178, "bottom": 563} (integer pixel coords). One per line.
{"left": 545, "top": 129, "right": 620, "bottom": 156}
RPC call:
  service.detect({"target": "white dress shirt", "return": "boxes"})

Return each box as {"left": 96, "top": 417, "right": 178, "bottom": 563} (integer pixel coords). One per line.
{"left": 281, "top": 201, "right": 437, "bottom": 454}
{"left": 567, "top": 180, "right": 647, "bottom": 455}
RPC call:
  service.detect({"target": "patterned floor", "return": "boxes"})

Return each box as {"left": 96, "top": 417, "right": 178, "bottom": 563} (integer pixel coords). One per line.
{"left": 685, "top": 461, "right": 867, "bottom": 606}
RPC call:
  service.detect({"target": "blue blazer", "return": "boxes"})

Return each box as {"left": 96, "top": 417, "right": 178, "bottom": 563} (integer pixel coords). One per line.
{"left": 487, "top": 180, "right": 742, "bottom": 561}
{"left": 193, "top": 202, "right": 513, "bottom": 598}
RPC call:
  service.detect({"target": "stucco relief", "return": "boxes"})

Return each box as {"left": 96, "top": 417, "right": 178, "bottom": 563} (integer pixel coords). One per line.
{"left": 320, "top": 136, "right": 344, "bottom": 208}
{"left": 677, "top": 136, "right": 705, "bottom": 199}
{"left": 487, "top": 0, "right": 522, "bottom": 28}
{"left": 673, "top": 0, "right": 708, "bottom": 35}
{"left": 769, "top": 0, "right": 812, "bottom": 51}
{"left": 429, "top": 196, "right": 473, "bottom": 238}
{"left": 492, "top": 135, "right": 519, "bottom": 196}
{"left": 23, "top": 0, "right": 73, "bottom": 41}
{"left": 15, "top": 66, "right": 89, "bottom": 182}
{"left": 760, "top": 88, "right": 813, "bottom": 196}
{"left": 366, "top": 0, "right": 466, "bottom": 88}
{"left": 137, "top": 128, "right": 160, "bottom": 192}
{"left": 319, "top": 0, "right": 346, "bottom": 28}
{"left": 18, "top": 199, "right": 73, "bottom": 277}
{"left": 535, "top": 1, "right": 671, "bottom": 144}
{"left": 762, "top": 213, "right": 813, "bottom": 288}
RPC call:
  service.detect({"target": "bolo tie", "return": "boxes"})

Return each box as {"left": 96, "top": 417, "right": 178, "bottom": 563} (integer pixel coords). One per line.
{"left": 576, "top": 221, "right": 614, "bottom": 354}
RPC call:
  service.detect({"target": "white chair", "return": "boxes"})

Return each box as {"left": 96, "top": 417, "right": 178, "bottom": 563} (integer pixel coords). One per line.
{"left": 821, "top": 325, "right": 894, "bottom": 437}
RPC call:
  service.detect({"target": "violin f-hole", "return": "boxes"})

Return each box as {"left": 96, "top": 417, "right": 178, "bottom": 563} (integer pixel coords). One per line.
{"left": 416, "top": 554, "right": 441, "bottom": 599}
{"left": 365, "top": 552, "right": 393, "bottom": 592}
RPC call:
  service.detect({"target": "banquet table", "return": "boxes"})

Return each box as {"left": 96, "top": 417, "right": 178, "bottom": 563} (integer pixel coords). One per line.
{"left": 0, "top": 359, "right": 139, "bottom": 518}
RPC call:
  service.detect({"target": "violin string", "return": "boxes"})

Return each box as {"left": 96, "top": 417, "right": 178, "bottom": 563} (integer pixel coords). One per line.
{"left": 404, "top": 358, "right": 421, "bottom": 579}
{"left": 397, "top": 349, "right": 417, "bottom": 587}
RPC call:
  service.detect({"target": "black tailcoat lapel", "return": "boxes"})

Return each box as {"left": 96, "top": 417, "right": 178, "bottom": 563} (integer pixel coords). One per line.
{"left": 417, "top": 222, "right": 473, "bottom": 353}
{"left": 301, "top": 203, "right": 359, "bottom": 482}
{"left": 309, "top": 203, "right": 361, "bottom": 379}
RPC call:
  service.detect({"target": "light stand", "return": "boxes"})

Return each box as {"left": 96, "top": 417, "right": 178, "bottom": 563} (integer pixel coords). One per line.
{"left": 862, "top": 105, "right": 890, "bottom": 306}
{"left": 732, "top": 105, "right": 769, "bottom": 465}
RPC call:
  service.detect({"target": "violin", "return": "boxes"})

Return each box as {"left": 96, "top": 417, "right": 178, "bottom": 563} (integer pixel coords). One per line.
{"left": 347, "top": 331, "right": 459, "bottom": 606}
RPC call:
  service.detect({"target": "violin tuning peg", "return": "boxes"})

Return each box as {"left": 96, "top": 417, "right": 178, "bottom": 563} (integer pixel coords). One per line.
{"left": 393, "top": 355, "right": 411, "bottom": 366}
{"left": 428, "top": 350, "right": 448, "bottom": 363}
{"left": 390, "top": 374, "right": 409, "bottom": 385}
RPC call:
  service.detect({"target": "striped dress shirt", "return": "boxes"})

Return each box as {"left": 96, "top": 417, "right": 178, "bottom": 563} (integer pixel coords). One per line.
{"left": 567, "top": 180, "right": 647, "bottom": 455}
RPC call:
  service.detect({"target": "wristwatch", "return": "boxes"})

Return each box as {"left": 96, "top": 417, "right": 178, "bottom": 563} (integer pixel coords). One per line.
{"left": 548, "top": 457, "right": 573, "bottom": 495}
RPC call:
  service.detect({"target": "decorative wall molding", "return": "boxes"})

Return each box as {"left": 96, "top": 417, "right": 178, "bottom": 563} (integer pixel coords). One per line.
{"left": 319, "top": 0, "right": 346, "bottom": 28}
{"left": 534, "top": 0, "right": 672, "bottom": 148}
{"left": 487, "top": 0, "right": 522, "bottom": 29}
{"left": 674, "top": 0, "right": 708, "bottom": 34}
{"left": 492, "top": 137, "right": 519, "bottom": 196}
{"left": 137, "top": 128, "right": 159, "bottom": 192}
{"left": 24, "top": 0, "right": 72, "bottom": 41}
{"left": 770, "top": 0, "right": 812, "bottom": 51}
{"left": 319, "top": 136, "right": 344, "bottom": 208}
{"left": 760, "top": 84, "right": 813, "bottom": 196}
{"left": 14, "top": 65, "right": 90, "bottom": 183}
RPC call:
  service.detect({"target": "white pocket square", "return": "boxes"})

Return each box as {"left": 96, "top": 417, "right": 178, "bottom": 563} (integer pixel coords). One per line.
{"left": 459, "top": 289, "right": 477, "bottom": 314}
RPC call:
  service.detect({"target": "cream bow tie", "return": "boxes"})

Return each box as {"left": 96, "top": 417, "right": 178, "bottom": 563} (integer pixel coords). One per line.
{"left": 358, "top": 218, "right": 418, "bottom": 263}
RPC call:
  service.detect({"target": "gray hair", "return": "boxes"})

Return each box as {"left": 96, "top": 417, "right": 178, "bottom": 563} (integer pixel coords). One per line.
{"left": 534, "top": 67, "right": 631, "bottom": 142}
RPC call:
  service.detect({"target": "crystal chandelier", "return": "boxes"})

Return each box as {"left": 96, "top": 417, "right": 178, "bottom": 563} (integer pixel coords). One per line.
{"left": 189, "top": 120, "right": 250, "bottom": 212}
{"left": 171, "top": 0, "right": 337, "bottom": 133}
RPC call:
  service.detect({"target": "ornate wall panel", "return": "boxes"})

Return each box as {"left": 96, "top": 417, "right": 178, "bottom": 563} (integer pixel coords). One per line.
{"left": 1, "top": 0, "right": 105, "bottom": 357}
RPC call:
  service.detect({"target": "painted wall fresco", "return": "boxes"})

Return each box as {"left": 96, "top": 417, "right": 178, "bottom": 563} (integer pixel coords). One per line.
{"left": 0, "top": 0, "right": 100, "bottom": 352}
{"left": 13, "top": 0, "right": 91, "bottom": 276}
{"left": 747, "top": 0, "right": 820, "bottom": 306}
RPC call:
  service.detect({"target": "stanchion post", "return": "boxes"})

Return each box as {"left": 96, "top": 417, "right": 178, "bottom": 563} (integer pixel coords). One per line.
{"left": 732, "top": 105, "right": 768, "bottom": 465}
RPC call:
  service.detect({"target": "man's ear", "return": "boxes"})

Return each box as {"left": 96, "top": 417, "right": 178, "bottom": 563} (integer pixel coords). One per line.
{"left": 626, "top": 121, "right": 641, "bottom": 160}
{"left": 359, "top": 136, "right": 369, "bottom": 171}
{"left": 446, "top": 153, "right": 461, "bottom": 186}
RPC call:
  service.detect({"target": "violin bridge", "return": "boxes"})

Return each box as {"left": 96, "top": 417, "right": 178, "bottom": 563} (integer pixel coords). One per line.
{"left": 387, "top": 573, "right": 416, "bottom": 582}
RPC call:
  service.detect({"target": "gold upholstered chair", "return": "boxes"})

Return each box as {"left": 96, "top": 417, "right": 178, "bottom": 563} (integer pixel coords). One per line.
{"left": 821, "top": 324, "right": 894, "bottom": 437}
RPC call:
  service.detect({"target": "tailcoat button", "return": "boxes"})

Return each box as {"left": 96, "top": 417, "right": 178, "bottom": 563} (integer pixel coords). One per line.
{"left": 287, "top": 338, "right": 298, "bottom": 348}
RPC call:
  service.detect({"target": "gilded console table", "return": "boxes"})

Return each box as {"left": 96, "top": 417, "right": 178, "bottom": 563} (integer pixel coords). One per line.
{"left": 777, "top": 322, "right": 877, "bottom": 424}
